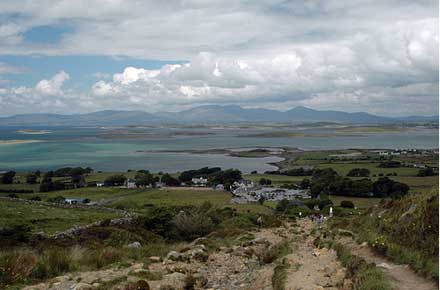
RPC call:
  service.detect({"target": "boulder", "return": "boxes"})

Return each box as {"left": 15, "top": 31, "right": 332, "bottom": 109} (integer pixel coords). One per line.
{"left": 149, "top": 256, "right": 162, "bottom": 263}
{"left": 191, "top": 248, "right": 209, "bottom": 262}
{"left": 127, "top": 241, "right": 142, "bottom": 249}
{"left": 166, "top": 250, "right": 182, "bottom": 261}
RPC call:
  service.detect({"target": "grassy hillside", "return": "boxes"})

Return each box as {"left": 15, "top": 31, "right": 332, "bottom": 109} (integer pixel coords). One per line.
{"left": 0, "top": 199, "right": 121, "bottom": 235}
{"left": 337, "top": 189, "right": 439, "bottom": 279}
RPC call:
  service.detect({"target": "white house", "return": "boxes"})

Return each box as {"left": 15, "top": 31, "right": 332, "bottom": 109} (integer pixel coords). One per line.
{"left": 125, "top": 178, "right": 137, "bottom": 189}
{"left": 232, "top": 179, "right": 255, "bottom": 191}
{"left": 231, "top": 187, "right": 310, "bottom": 204}
{"left": 96, "top": 182, "right": 104, "bottom": 187}
{"left": 192, "top": 177, "right": 208, "bottom": 187}
{"left": 64, "top": 198, "right": 87, "bottom": 204}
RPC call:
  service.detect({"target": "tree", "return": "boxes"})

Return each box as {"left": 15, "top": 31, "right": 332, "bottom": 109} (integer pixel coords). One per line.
{"left": 40, "top": 176, "right": 54, "bottom": 192}
{"left": 104, "top": 174, "right": 127, "bottom": 186}
{"left": 258, "top": 196, "right": 266, "bottom": 205}
{"left": 372, "top": 177, "right": 409, "bottom": 198}
{"left": 161, "top": 173, "right": 180, "bottom": 186}
{"left": 276, "top": 199, "right": 290, "bottom": 213}
{"left": 378, "top": 161, "right": 401, "bottom": 168}
{"left": 299, "top": 178, "right": 310, "bottom": 189}
{"left": 346, "top": 168, "right": 370, "bottom": 177}
{"left": 135, "top": 170, "right": 154, "bottom": 187}
{"left": 71, "top": 174, "right": 86, "bottom": 188}
{"left": 26, "top": 174, "right": 38, "bottom": 184}
{"left": 259, "top": 178, "right": 272, "bottom": 185}
{"left": 1, "top": 171, "right": 15, "bottom": 184}
{"left": 417, "top": 167, "right": 435, "bottom": 177}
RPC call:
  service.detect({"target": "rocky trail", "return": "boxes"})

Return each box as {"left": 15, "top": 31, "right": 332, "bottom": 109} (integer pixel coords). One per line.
{"left": 22, "top": 220, "right": 436, "bottom": 290}
{"left": 340, "top": 237, "right": 438, "bottom": 290}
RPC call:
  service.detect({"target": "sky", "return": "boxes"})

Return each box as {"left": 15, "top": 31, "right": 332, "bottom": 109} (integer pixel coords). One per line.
{"left": 0, "top": 0, "right": 438, "bottom": 117}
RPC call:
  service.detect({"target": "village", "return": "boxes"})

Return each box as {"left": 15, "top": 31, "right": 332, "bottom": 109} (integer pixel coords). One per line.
{"left": 63, "top": 175, "right": 311, "bottom": 205}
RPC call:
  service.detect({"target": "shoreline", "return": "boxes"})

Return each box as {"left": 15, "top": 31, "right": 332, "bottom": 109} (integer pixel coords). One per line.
{"left": 0, "top": 139, "right": 42, "bottom": 145}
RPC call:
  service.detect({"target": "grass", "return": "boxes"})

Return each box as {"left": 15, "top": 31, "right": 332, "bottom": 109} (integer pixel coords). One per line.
{"left": 107, "top": 188, "right": 231, "bottom": 211}
{"left": 0, "top": 239, "right": 172, "bottom": 288}
{"left": 337, "top": 188, "right": 439, "bottom": 279}
{"left": 316, "top": 162, "right": 419, "bottom": 177}
{"left": 259, "top": 240, "right": 292, "bottom": 264}
{"left": 272, "top": 260, "right": 289, "bottom": 290}
{"left": 0, "top": 199, "right": 121, "bottom": 235}
{"left": 333, "top": 243, "right": 392, "bottom": 290}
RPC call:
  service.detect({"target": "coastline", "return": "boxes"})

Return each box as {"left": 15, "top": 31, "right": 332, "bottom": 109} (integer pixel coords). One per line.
{"left": 0, "top": 139, "right": 42, "bottom": 145}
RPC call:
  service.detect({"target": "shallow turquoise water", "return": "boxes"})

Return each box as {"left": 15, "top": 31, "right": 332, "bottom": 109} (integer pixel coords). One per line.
{"left": 0, "top": 126, "right": 437, "bottom": 172}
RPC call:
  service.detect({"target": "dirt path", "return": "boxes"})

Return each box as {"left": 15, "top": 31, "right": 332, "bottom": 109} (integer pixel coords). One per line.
{"left": 283, "top": 220, "right": 347, "bottom": 290}
{"left": 24, "top": 220, "right": 347, "bottom": 290}
{"left": 340, "top": 237, "right": 438, "bottom": 290}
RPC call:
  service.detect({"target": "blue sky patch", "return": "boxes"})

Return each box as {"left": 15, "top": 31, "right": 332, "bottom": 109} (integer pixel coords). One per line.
{"left": 23, "top": 25, "right": 72, "bottom": 44}
{"left": 0, "top": 55, "right": 186, "bottom": 89}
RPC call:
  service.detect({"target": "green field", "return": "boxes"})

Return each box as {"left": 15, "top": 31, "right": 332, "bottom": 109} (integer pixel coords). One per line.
{"left": 0, "top": 199, "right": 121, "bottom": 235}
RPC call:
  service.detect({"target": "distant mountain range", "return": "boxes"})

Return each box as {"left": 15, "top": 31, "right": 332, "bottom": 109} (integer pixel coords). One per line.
{"left": 0, "top": 105, "right": 437, "bottom": 126}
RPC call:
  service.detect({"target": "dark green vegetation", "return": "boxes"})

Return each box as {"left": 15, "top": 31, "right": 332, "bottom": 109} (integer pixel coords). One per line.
{"left": 309, "top": 168, "right": 409, "bottom": 198}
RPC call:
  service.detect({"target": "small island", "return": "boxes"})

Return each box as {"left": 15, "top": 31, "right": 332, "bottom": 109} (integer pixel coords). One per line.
{"left": 17, "top": 129, "right": 51, "bottom": 135}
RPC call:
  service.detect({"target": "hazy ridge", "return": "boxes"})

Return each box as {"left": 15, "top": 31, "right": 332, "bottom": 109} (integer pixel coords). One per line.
{"left": 0, "top": 105, "right": 437, "bottom": 126}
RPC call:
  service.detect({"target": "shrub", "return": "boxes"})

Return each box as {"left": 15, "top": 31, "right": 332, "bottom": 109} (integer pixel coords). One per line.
{"left": 32, "top": 248, "right": 73, "bottom": 279}
{"left": 0, "top": 250, "right": 37, "bottom": 287}
{"left": 0, "top": 224, "right": 32, "bottom": 244}
{"left": 258, "top": 241, "right": 291, "bottom": 264}
{"left": 83, "top": 247, "right": 122, "bottom": 269}
{"left": 26, "top": 174, "right": 38, "bottom": 184}
{"left": 104, "top": 175, "right": 127, "bottom": 186}
{"left": 0, "top": 189, "right": 33, "bottom": 193}
{"left": 340, "top": 200, "right": 355, "bottom": 208}
{"left": 172, "top": 210, "right": 215, "bottom": 241}
{"left": 347, "top": 168, "right": 370, "bottom": 177}
{"left": 1, "top": 171, "right": 15, "bottom": 184}
{"left": 417, "top": 167, "right": 435, "bottom": 177}
{"left": 259, "top": 178, "right": 272, "bottom": 185}
{"left": 46, "top": 195, "right": 66, "bottom": 203}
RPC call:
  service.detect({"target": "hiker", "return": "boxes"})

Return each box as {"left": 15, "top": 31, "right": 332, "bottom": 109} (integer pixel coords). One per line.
{"left": 257, "top": 215, "right": 263, "bottom": 227}
{"left": 317, "top": 214, "right": 323, "bottom": 225}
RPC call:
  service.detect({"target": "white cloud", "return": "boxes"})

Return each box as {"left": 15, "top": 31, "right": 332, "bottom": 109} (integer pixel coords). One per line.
{"left": 0, "top": 1, "right": 437, "bottom": 116}
{"left": 35, "top": 71, "right": 69, "bottom": 96}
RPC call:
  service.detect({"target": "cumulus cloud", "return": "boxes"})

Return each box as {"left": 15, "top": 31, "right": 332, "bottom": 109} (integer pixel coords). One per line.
{"left": 0, "top": 0, "right": 437, "bottom": 116}
{"left": 35, "top": 71, "right": 69, "bottom": 96}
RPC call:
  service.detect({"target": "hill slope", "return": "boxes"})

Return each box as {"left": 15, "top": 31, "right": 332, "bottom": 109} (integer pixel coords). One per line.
{"left": 0, "top": 105, "right": 437, "bottom": 126}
